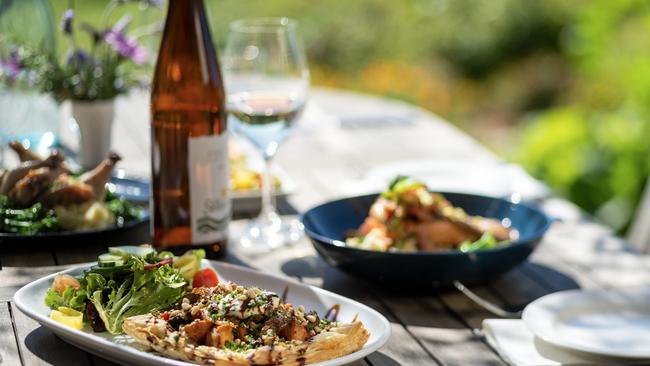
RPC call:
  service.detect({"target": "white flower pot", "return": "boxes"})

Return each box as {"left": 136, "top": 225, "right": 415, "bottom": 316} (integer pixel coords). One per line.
{"left": 71, "top": 99, "right": 115, "bottom": 170}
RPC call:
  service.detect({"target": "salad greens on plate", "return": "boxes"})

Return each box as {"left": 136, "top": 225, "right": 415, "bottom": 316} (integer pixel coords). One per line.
{"left": 45, "top": 246, "right": 211, "bottom": 334}
{"left": 0, "top": 190, "right": 141, "bottom": 235}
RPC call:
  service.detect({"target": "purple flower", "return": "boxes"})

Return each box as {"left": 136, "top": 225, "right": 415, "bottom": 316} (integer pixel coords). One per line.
{"left": 61, "top": 9, "right": 74, "bottom": 35}
{"left": 65, "top": 49, "right": 90, "bottom": 65}
{"left": 104, "top": 29, "right": 147, "bottom": 65}
{"left": 0, "top": 51, "right": 22, "bottom": 82}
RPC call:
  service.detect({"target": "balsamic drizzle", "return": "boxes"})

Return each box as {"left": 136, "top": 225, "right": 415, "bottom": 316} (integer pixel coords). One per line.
{"left": 280, "top": 285, "right": 289, "bottom": 303}
{"left": 324, "top": 304, "right": 340, "bottom": 322}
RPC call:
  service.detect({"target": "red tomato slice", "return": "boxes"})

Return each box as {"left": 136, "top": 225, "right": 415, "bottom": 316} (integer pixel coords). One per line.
{"left": 160, "top": 311, "right": 170, "bottom": 321}
{"left": 192, "top": 268, "right": 219, "bottom": 288}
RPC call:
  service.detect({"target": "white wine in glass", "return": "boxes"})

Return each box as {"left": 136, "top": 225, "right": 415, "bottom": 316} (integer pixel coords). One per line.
{"left": 223, "top": 18, "right": 309, "bottom": 250}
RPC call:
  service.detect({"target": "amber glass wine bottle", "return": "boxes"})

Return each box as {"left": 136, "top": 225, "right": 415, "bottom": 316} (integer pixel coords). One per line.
{"left": 150, "top": 0, "right": 229, "bottom": 258}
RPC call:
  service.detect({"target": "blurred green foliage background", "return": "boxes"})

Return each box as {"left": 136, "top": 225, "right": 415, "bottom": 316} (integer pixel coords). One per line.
{"left": 28, "top": 0, "right": 650, "bottom": 232}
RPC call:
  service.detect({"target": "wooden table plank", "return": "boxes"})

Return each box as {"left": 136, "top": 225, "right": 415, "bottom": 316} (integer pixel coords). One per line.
{"left": 538, "top": 223, "right": 650, "bottom": 289}
{"left": 11, "top": 302, "right": 92, "bottom": 366}
{"left": 0, "top": 286, "right": 21, "bottom": 302}
{"left": 0, "top": 266, "right": 64, "bottom": 289}
{"left": 52, "top": 241, "right": 108, "bottom": 265}
{"left": 380, "top": 295, "right": 504, "bottom": 366}
{"left": 295, "top": 266, "right": 440, "bottom": 366}
{"left": 1, "top": 250, "right": 56, "bottom": 268}
{"left": 436, "top": 258, "right": 583, "bottom": 331}
{"left": 88, "top": 355, "right": 120, "bottom": 366}
{"left": 345, "top": 360, "right": 371, "bottom": 366}
{"left": 362, "top": 297, "right": 440, "bottom": 366}
{"left": 487, "top": 264, "right": 574, "bottom": 310}
{"left": 0, "top": 302, "right": 22, "bottom": 366}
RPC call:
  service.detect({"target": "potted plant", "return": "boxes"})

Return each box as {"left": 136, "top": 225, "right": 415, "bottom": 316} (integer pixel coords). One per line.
{"left": 0, "top": 0, "right": 59, "bottom": 155}
{"left": 0, "top": 0, "right": 161, "bottom": 169}
{"left": 56, "top": 2, "right": 161, "bottom": 169}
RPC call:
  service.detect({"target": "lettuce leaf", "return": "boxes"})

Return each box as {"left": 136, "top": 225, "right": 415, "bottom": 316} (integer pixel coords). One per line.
{"left": 44, "top": 286, "right": 87, "bottom": 313}
{"left": 84, "top": 256, "right": 186, "bottom": 334}
{"left": 382, "top": 176, "right": 427, "bottom": 200}
{"left": 459, "top": 232, "right": 499, "bottom": 252}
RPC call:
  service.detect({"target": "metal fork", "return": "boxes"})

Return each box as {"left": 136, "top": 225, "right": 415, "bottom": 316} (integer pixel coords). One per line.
{"left": 453, "top": 281, "right": 523, "bottom": 318}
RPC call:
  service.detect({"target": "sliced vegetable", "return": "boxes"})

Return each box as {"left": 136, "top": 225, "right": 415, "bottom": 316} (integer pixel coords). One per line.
{"left": 50, "top": 306, "right": 83, "bottom": 330}
{"left": 157, "top": 251, "right": 174, "bottom": 259}
{"left": 173, "top": 249, "right": 205, "bottom": 281}
{"left": 88, "top": 264, "right": 130, "bottom": 277}
{"left": 98, "top": 253, "right": 125, "bottom": 267}
{"left": 192, "top": 267, "right": 219, "bottom": 288}
{"left": 108, "top": 245, "right": 155, "bottom": 258}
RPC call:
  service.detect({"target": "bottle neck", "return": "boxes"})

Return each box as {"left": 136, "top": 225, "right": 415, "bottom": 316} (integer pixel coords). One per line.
{"left": 166, "top": 0, "right": 208, "bottom": 24}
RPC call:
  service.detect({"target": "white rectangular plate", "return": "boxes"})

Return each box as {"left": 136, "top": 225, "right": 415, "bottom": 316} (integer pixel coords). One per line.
{"left": 13, "top": 260, "right": 390, "bottom": 366}
{"left": 230, "top": 166, "right": 297, "bottom": 215}
{"left": 110, "top": 167, "right": 297, "bottom": 216}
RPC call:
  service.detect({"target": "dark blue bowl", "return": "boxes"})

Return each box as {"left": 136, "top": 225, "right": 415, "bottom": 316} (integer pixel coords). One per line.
{"left": 301, "top": 192, "right": 552, "bottom": 286}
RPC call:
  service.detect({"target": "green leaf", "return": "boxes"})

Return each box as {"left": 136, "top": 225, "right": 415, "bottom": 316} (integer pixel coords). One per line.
{"left": 83, "top": 255, "right": 186, "bottom": 334}
{"left": 44, "top": 286, "right": 87, "bottom": 313}
{"left": 459, "top": 232, "right": 499, "bottom": 253}
{"left": 382, "top": 176, "right": 426, "bottom": 200}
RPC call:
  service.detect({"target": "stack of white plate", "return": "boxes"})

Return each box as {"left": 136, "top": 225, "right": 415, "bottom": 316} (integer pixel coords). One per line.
{"left": 522, "top": 288, "right": 650, "bottom": 361}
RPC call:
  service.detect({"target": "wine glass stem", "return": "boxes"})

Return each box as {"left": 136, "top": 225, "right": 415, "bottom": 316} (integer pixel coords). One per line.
{"left": 260, "top": 155, "right": 279, "bottom": 223}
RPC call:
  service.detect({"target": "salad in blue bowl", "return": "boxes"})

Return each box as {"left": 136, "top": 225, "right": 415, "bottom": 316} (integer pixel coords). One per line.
{"left": 302, "top": 177, "right": 552, "bottom": 286}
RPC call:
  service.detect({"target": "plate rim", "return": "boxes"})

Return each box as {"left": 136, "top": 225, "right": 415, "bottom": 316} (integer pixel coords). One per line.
{"left": 13, "top": 260, "right": 391, "bottom": 366}
{"left": 0, "top": 210, "right": 149, "bottom": 239}
{"left": 522, "top": 287, "right": 650, "bottom": 359}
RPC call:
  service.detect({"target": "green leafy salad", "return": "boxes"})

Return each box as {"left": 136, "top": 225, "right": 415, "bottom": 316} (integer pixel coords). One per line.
{"left": 0, "top": 190, "right": 140, "bottom": 235}
{"left": 346, "top": 176, "right": 512, "bottom": 252}
{"left": 45, "top": 246, "right": 207, "bottom": 334}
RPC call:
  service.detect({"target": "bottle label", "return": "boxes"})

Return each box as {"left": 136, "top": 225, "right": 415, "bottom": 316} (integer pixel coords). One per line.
{"left": 188, "top": 133, "right": 230, "bottom": 244}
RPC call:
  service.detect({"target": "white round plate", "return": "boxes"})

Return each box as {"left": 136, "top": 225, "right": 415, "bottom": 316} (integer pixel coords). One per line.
{"left": 339, "top": 159, "right": 549, "bottom": 201}
{"left": 13, "top": 260, "right": 390, "bottom": 366}
{"left": 522, "top": 288, "right": 650, "bottom": 359}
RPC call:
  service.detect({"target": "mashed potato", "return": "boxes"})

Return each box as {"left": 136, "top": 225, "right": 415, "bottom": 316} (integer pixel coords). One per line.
{"left": 55, "top": 201, "right": 115, "bottom": 230}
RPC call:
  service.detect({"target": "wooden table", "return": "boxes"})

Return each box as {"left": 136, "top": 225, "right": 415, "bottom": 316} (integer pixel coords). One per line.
{"left": 2, "top": 88, "right": 649, "bottom": 366}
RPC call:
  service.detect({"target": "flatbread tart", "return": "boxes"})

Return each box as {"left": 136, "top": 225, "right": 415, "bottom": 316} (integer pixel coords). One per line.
{"left": 123, "top": 283, "right": 369, "bottom": 365}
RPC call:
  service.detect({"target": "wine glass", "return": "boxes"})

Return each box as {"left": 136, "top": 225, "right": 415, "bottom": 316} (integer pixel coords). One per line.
{"left": 223, "top": 18, "right": 309, "bottom": 250}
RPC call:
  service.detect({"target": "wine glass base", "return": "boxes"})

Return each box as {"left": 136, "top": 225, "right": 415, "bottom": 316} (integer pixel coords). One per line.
{"left": 238, "top": 216, "right": 303, "bottom": 252}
